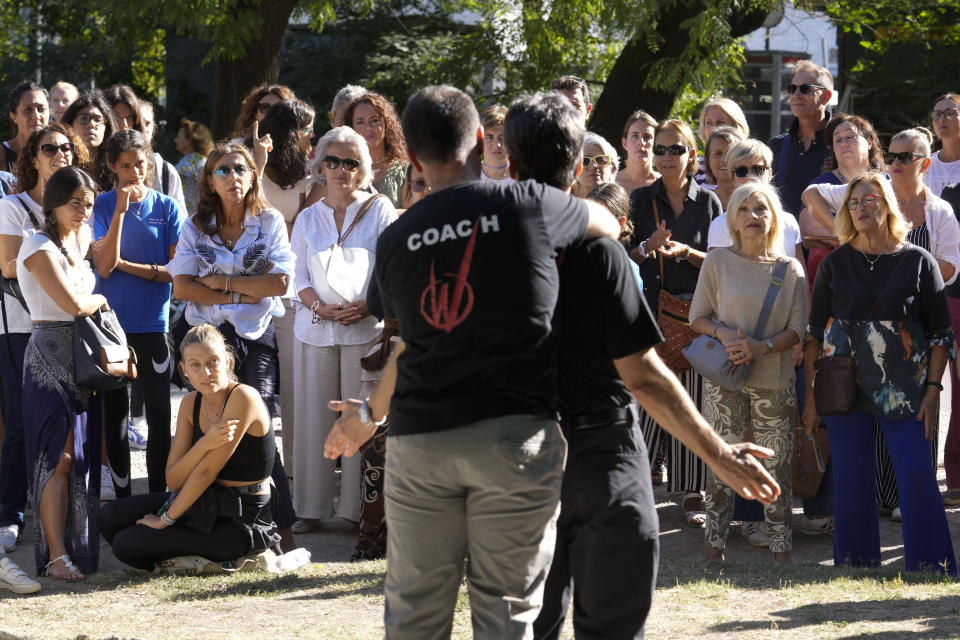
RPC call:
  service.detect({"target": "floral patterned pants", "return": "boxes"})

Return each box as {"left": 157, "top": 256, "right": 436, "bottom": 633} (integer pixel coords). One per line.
{"left": 702, "top": 382, "right": 795, "bottom": 553}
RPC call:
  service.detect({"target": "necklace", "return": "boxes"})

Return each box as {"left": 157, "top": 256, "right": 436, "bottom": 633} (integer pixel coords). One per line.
{"left": 203, "top": 385, "right": 233, "bottom": 425}
{"left": 857, "top": 247, "right": 882, "bottom": 271}
{"left": 482, "top": 159, "right": 510, "bottom": 179}
{"left": 836, "top": 170, "right": 847, "bottom": 183}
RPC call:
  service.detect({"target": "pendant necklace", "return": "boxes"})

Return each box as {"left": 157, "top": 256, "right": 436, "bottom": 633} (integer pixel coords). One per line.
{"left": 204, "top": 385, "right": 233, "bottom": 425}
{"left": 858, "top": 248, "right": 881, "bottom": 271}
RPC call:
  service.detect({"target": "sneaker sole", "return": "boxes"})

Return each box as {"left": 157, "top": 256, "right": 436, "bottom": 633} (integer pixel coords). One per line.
{"left": 1, "top": 581, "right": 40, "bottom": 594}
{"left": 800, "top": 528, "right": 833, "bottom": 536}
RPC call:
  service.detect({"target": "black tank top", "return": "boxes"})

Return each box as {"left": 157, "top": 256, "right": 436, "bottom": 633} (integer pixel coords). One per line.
{"left": 191, "top": 385, "right": 275, "bottom": 482}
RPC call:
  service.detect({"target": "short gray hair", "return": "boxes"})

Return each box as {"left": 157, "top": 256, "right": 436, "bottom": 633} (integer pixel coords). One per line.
{"left": 583, "top": 131, "right": 619, "bottom": 174}
{"left": 331, "top": 85, "right": 367, "bottom": 119}
{"left": 307, "top": 126, "right": 374, "bottom": 190}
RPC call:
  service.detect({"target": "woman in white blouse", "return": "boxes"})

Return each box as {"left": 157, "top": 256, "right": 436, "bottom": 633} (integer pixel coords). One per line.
{"left": 290, "top": 126, "right": 397, "bottom": 532}
{"left": 170, "top": 143, "right": 298, "bottom": 550}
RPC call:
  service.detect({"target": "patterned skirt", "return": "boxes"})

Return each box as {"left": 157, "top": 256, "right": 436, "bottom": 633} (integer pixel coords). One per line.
{"left": 22, "top": 321, "right": 100, "bottom": 575}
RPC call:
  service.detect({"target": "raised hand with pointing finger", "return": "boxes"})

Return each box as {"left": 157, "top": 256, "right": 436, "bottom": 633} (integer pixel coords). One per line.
{"left": 251, "top": 120, "right": 273, "bottom": 176}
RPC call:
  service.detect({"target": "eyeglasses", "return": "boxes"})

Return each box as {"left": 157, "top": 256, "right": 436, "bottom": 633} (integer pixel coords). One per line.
{"left": 213, "top": 164, "right": 249, "bottom": 178}
{"left": 652, "top": 144, "right": 689, "bottom": 156}
{"left": 322, "top": 155, "right": 360, "bottom": 172}
{"left": 300, "top": 126, "right": 314, "bottom": 135}
{"left": 75, "top": 113, "right": 105, "bottom": 127}
{"left": 883, "top": 151, "right": 925, "bottom": 165}
{"left": 846, "top": 193, "right": 880, "bottom": 210}
{"left": 932, "top": 107, "right": 960, "bottom": 121}
{"left": 257, "top": 102, "right": 275, "bottom": 115}
{"left": 732, "top": 164, "right": 767, "bottom": 179}
{"left": 582, "top": 154, "right": 612, "bottom": 168}
{"left": 410, "top": 179, "right": 428, "bottom": 193}
{"left": 39, "top": 142, "right": 75, "bottom": 158}
{"left": 786, "top": 83, "right": 827, "bottom": 95}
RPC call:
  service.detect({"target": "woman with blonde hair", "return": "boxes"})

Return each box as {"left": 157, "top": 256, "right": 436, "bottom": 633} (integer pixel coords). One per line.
{"left": 695, "top": 98, "right": 749, "bottom": 184}
{"left": 691, "top": 181, "right": 806, "bottom": 562}
{"left": 803, "top": 172, "right": 957, "bottom": 574}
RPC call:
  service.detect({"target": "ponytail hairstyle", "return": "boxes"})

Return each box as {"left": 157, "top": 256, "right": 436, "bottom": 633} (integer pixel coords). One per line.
{"left": 103, "top": 128, "right": 154, "bottom": 188}
{"left": 41, "top": 166, "right": 98, "bottom": 265}
{"left": 179, "top": 323, "right": 239, "bottom": 387}
{"left": 890, "top": 126, "right": 934, "bottom": 157}
{"left": 13, "top": 122, "right": 88, "bottom": 194}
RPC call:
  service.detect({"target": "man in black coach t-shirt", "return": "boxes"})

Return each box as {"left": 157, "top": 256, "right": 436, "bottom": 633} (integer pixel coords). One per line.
{"left": 499, "top": 93, "right": 782, "bottom": 640}
{"left": 323, "top": 85, "right": 621, "bottom": 640}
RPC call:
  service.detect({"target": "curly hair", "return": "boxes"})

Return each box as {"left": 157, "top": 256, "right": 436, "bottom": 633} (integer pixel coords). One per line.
{"left": 246, "top": 99, "right": 314, "bottom": 189}
{"left": 61, "top": 90, "right": 120, "bottom": 192}
{"left": 13, "top": 122, "right": 88, "bottom": 194}
{"left": 193, "top": 144, "right": 270, "bottom": 239}
{"left": 343, "top": 92, "right": 407, "bottom": 166}
{"left": 230, "top": 84, "right": 296, "bottom": 140}
{"left": 821, "top": 113, "right": 884, "bottom": 173}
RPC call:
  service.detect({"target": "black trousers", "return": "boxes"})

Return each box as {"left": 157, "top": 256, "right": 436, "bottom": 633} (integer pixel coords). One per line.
{"left": 99, "top": 492, "right": 251, "bottom": 571}
{"left": 534, "top": 405, "right": 660, "bottom": 640}
{"left": 103, "top": 332, "right": 173, "bottom": 495}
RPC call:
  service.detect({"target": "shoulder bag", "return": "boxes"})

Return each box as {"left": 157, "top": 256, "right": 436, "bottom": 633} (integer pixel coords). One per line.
{"left": 682, "top": 259, "right": 789, "bottom": 391}
{"left": 651, "top": 198, "right": 698, "bottom": 372}
{"left": 323, "top": 194, "right": 387, "bottom": 303}
{"left": 1, "top": 195, "right": 41, "bottom": 313}
{"left": 74, "top": 308, "right": 138, "bottom": 391}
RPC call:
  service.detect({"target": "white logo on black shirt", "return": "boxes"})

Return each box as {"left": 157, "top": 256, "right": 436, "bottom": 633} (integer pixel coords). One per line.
{"left": 406, "top": 215, "right": 499, "bottom": 252}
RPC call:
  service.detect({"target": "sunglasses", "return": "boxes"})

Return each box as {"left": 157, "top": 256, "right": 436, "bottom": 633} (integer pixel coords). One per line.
{"left": 582, "top": 154, "right": 612, "bottom": 168}
{"left": 322, "top": 155, "right": 360, "bottom": 172}
{"left": 410, "top": 179, "right": 428, "bottom": 193}
{"left": 846, "top": 193, "right": 880, "bottom": 210}
{"left": 883, "top": 151, "right": 925, "bottom": 165}
{"left": 257, "top": 102, "right": 275, "bottom": 115}
{"left": 75, "top": 113, "right": 105, "bottom": 127}
{"left": 652, "top": 144, "right": 689, "bottom": 156}
{"left": 213, "top": 164, "right": 249, "bottom": 178}
{"left": 301, "top": 126, "right": 314, "bottom": 135}
{"left": 39, "top": 142, "right": 75, "bottom": 158}
{"left": 786, "top": 83, "right": 827, "bottom": 95}
{"left": 932, "top": 107, "right": 960, "bottom": 121}
{"left": 732, "top": 164, "right": 767, "bottom": 179}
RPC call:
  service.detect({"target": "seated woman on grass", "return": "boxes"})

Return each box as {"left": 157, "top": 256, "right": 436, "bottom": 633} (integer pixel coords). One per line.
{"left": 98, "top": 324, "right": 280, "bottom": 571}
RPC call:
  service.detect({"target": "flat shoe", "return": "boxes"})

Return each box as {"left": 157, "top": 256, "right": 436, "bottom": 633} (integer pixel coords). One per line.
{"left": 44, "top": 554, "right": 83, "bottom": 581}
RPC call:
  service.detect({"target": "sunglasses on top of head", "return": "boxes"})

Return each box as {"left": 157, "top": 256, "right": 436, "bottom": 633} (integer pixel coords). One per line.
{"left": 883, "top": 151, "right": 925, "bottom": 165}
{"left": 786, "top": 83, "right": 827, "bottom": 96}
{"left": 40, "top": 142, "right": 75, "bottom": 158}
{"left": 652, "top": 144, "right": 689, "bottom": 157}
{"left": 732, "top": 164, "right": 767, "bottom": 179}
{"left": 322, "top": 156, "right": 360, "bottom": 172}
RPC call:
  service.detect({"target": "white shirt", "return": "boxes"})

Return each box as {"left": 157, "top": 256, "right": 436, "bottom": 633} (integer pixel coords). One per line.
{"left": 925, "top": 151, "right": 960, "bottom": 197}
{"left": 17, "top": 231, "right": 95, "bottom": 322}
{"left": 153, "top": 153, "right": 186, "bottom": 211}
{"left": 805, "top": 181, "right": 960, "bottom": 285}
{"left": 169, "top": 208, "right": 295, "bottom": 340}
{"left": 707, "top": 209, "right": 801, "bottom": 258}
{"left": 0, "top": 193, "right": 43, "bottom": 333}
{"left": 291, "top": 192, "right": 397, "bottom": 347}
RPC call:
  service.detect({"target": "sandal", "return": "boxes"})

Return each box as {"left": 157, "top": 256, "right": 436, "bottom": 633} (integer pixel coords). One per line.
{"left": 44, "top": 554, "right": 84, "bottom": 581}
{"left": 683, "top": 492, "right": 706, "bottom": 528}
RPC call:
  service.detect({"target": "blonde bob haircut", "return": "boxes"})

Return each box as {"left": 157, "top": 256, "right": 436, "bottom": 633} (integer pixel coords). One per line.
{"left": 698, "top": 98, "right": 750, "bottom": 140}
{"left": 654, "top": 119, "right": 699, "bottom": 176}
{"left": 725, "top": 182, "right": 786, "bottom": 256}
{"left": 834, "top": 172, "right": 910, "bottom": 246}
{"left": 724, "top": 138, "right": 773, "bottom": 172}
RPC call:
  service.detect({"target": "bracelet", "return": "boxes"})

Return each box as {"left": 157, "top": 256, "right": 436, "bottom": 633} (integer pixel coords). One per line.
{"left": 712, "top": 324, "right": 719, "bottom": 339}
{"left": 225, "top": 274, "right": 232, "bottom": 294}
{"left": 924, "top": 380, "right": 944, "bottom": 392}
{"left": 149, "top": 263, "right": 159, "bottom": 281}
{"left": 159, "top": 510, "right": 176, "bottom": 526}
{"left": 310, "top": 300, "right": 324, "bottom": 325}
{"left": 231, "top": 293, "right": 241, "bottom": 305}
{"left": 675, "top": 245, "right": 691, "bottom": 263}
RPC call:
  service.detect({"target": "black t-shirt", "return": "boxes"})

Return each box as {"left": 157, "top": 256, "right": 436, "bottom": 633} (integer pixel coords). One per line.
{"left": 375, "top": 179, "right": 588, "bottom": 436}
{"left": 557, "top": 237, "right": 662, "bottom": 419}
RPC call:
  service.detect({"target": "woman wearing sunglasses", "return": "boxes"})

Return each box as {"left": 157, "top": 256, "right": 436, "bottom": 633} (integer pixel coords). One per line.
{"left": 803, "top": 172, "right": 957, "bottom": 575}
{"left": 926, "top": 93, "right": 960, "bottom": 197}
{"left": 61, "top": 91, "right": 120, "bottom": 193}
{"left": 228, "top": 84, "right": 296, "bottom": 143}
{"left": 572, "top": 132, "right": 618, "bottom": 198}
{"left": 617, "top": 110, "right": 660, "bottom": 194}
{"left": 170, "top": 143, "right": 298, "bottom": 551}
{"left": 628, "top": 119, "right": 722, "bottom": 527}
{"left": 0, "top": 123, "right": 86, "bottom": 560}
{"left": 290, "top": 126, "right": 396, "bottom": 533}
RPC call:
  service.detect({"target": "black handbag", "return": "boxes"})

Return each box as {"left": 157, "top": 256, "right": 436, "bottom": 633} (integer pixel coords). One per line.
{"left": 73, "top": 309, "right": 138, "bottom": 390}
{"left": 1, "top": 195, "right": 41, "bottom": 314}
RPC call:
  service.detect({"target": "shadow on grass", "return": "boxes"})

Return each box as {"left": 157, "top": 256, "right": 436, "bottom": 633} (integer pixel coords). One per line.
{"left": 708, "top": 595, "right": 960, "bottom": 638}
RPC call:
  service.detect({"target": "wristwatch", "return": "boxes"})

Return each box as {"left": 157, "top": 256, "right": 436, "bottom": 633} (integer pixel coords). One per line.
{"left": 765, "top": 339, "right": 775, "bottom": 354}
{"left": 159, "top": 510, "right": 176, "bottom": 527}
{"left": 357, "top": 398, "right": 386, "bottom": 428}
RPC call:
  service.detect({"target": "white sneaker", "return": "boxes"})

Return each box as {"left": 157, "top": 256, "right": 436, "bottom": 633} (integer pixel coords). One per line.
{"left": 741, "top": 521, "right": 770, "bottom": 547}
{"left": 100, "top": 465, "right": 116, "bottom": 501}
{"left": 891, "top": 507, "right": 902, "bottom": 522}
{"left": 0, "top": 556, "right": 40, "bottom": 594}
{"left": 127, "top": 418, "right": 148, "bottom": 451}
{"left": 0, "top": 524, "right": 18, "bottom": 552}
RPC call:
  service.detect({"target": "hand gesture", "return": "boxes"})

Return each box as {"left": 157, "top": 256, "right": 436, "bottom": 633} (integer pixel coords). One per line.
{"left": 199, "top": 419, "right": 238, "bottom": 451}
{"left": 324, "top": 399, "right": 377, "bottom": 458}
{"left": 335, "top": 300, "right": 367, "bottom": 325}
{"left": 646, "top": 220, "right": 671, "bottom": 251}
{"left": 135, "top": 513, "right": 168, "bottom": 529}
{"left": 710, "top": 442, "right": 781, "bottom": 504}
{"left": 252, "top": 120, "right": 273, "bottom": 175}
{"left": 657, "top": 240, "right": 689, "bottom": 259}
{"left": 116, "top": 184, "right": 147, "bottom": 212}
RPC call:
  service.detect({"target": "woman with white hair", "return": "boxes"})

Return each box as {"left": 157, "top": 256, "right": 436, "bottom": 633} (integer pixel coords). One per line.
{"left": 290, "top": 126, "right": 397, "bottom": 532}
{"left": 573, "top": 132, "right": 618, "bottom": 197}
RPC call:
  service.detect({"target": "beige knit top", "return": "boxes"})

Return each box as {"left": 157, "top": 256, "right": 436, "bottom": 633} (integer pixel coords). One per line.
{"left": 689, "top": 248, "right": 807, "bottom": 389}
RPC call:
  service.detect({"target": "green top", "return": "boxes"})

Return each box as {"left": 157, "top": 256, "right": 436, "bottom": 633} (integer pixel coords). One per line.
{"left": 373, "top": 161, "right": 407, "bottom": 209}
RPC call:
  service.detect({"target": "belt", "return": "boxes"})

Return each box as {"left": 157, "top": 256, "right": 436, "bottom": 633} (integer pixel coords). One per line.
{"left": 233, "top": 480, "right": 271, "bottom": 495}
{"left": 561, "top": 406, "right": 632, "bottom": 431}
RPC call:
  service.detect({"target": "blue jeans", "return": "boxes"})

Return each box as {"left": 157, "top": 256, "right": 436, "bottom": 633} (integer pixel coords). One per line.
{"left": 0, "top": 332, "right": 29, "bottom": 530}
{"left": 825, "top": 411, "right": 956, "bottom": 575}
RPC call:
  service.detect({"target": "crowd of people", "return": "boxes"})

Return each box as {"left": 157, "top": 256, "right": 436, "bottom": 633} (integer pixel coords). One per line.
{"left": 0, "top": 59, "right": 954, "bottom": 638}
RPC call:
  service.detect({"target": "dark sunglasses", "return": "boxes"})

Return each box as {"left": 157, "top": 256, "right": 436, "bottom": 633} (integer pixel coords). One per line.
{"left": 213, "top": 164, "right": 249, "bottom": 178}
{"left": 652, "top": 144, "right": 689, "bottom": 157}
{"left": 883, "top": 151, "right": 925, "bottom": 165}
{"left": 40, "top": 142, "right": 75, "bottom": 158}
{"left": 582, "top": 154, "right": 612, "bottom": 168}
{"left": 322, "top": 155, "right": 360, "bottom": 172}
{"left": 786, "top": 83, "right": 827, "bottom": 95}
{"left": 410, "top": 179, "right": 428, "bottom": 193}
{"left": 732, "top": 164, "right": 767, "bottom": 179}
{"left": 257, "top": 102, "right": 275, "bottom": 115}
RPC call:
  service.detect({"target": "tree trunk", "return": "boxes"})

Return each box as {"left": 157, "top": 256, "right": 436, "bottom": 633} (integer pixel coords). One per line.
{"left": 211, "top": 0, "right": 301, "bottom": 139}
{"left": 590, "top": 0, "right": 772, "bottom": 145}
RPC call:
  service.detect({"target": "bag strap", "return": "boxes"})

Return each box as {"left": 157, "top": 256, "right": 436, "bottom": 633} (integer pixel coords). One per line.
{"left": 751, "top": 259, "right": 790, "bottom": 339}
{"left": 850, "top": 252, "right": 907, "bottom": 354}
{"left": 15, "top": 194, "right": 40, "bottom": 229}
{"left": 161, "top": 161, "right": 170, "bottom": 195}
{"left": 0, "top": 285, "right": 13, "bottom": 366}
{"left": 337, "top": 194, "right": 386, "bottom": 246}
{"left": 651, "top": 198, "right": 666, "bottom": 285}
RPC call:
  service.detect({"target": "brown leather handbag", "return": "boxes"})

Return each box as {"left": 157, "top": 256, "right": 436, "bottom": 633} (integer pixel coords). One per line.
{"left": 791, "top": 415, "right": 830, "bottom": 498}
{"left": 651, "top": 200, "right": 697, "bottom": 372}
